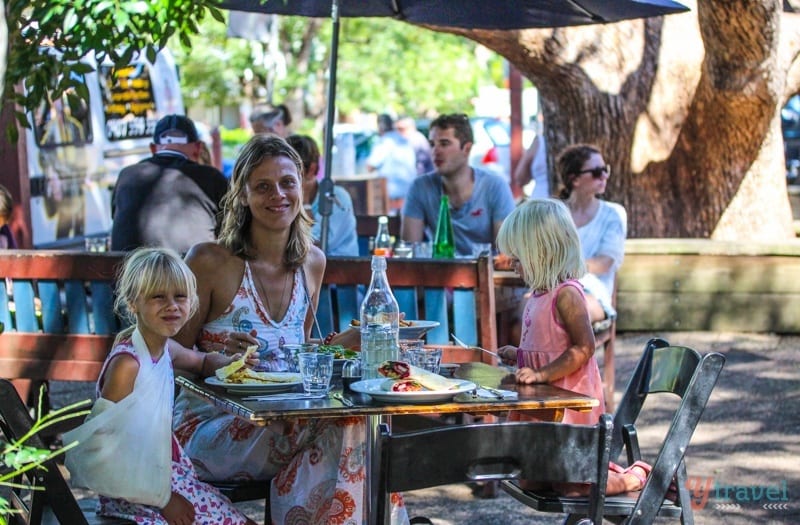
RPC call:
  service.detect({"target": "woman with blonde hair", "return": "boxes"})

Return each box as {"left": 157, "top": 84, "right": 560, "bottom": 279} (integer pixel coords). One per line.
{"left": 172, "top": 135, "right": 409, "bottom": 524}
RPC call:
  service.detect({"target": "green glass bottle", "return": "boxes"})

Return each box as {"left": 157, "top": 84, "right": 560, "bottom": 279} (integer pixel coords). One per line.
{"left": 433, "top": 195, "right": 455, "bottom": 259}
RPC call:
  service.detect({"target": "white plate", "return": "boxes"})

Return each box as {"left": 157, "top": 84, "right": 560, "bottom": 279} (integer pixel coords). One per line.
{"left": 205, "top": 374, "right": 302, "bottom": 394}
{"left": 348, "top": 378, "right": 476, "bottom": 404}
{"left": 398, "top": 320, "right": 440, "bottom": 340}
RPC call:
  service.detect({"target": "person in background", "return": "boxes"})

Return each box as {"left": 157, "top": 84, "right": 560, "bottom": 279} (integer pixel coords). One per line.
{"left": 495, "top": 199, "right": 650, "bottom": 496}
{"left": 401, "top": 113, "right": 515, "bottom": 256}
{"left": 556, "top": 144, "right": 627, "bottom": 324}
{"left": 250, "top": 103, "right": 292, "bottom": 138}
{"left": 396, "top": 116, "right": 433, "bottom": 175}
{"left": 514, "top": 113, "right": 549, "bottom": 199}
{"left": 367, "top": 113, "right": 417, "bottom": 211}
{"left": 0, "top": 184, "right": 18, "bottom": 249}
{"left": 514, "top": 134, "right": 549, "bottom": 199}
{"left": 63, "top": 248, "right": 255, "bottom": 525}
{"left": 111, "top": 114, "right": 229, "bottom": 254}
{"left": 171, "top": 135, "right": 409, "bottom": 524}
{"left": 287, "top": 134, "right": 359, "bottom": 256}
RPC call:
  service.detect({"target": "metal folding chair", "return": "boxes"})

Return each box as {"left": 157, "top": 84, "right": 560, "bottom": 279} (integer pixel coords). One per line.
{"left": 503, "top": 338, "right": 726, "bottom": 524}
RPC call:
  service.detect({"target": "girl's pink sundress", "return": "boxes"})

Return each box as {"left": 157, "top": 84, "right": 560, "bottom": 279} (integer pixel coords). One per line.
{"left": 512, "top": 279, "right": 605, "bottom": 425}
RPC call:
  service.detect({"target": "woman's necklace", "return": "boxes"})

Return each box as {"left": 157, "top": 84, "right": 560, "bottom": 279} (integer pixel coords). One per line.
{"left": 256, "top": 267, "right": 292, "bottom": 321}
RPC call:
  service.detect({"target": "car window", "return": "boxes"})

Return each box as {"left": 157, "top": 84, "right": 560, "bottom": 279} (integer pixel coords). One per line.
{"left": 482, "top": 119, "right": 510, "bottom": 146}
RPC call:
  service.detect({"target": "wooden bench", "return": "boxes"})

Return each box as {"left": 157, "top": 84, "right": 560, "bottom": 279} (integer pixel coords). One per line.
{"left": 319, "top": 254, "right": 498, "bottom": 364}
{"left": 0, "top": 250, "right": 497, "bottom": 395}
{"left": 0, "top": 251, "right": 124, "bottom": 412}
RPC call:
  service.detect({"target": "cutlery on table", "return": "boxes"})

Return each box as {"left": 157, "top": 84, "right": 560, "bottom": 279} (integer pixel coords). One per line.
{"left": 242, "top": 392, "right": 327, "bottom": 401}
{"left": 451, "top": 333, "right": 500, "bottom": 358}
{"left": 476, "top": 385, "right": 509, "bottom": 399}
{"left": 331, "top": 392, "right": 354, "bottom": 407}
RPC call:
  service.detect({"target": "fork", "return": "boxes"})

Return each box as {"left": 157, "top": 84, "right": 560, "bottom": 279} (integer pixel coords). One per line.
{"left": 451, "top": 333, "right": 500, "bottom": 358}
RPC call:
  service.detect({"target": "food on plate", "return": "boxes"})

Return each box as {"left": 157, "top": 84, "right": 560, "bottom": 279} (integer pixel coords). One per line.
{"left": 377, "top": 360, "right": 459, "bottom": 390}
{"left": 215, "top": 344, "right": 258, "bottom": 380}
{"left": 225, "top": 368, "right": 301, "bottom": 385}
{"left": 350, "top": 318, "right": 415, "bottom": 327}
{"left": 316, "top": 344, "right": 358, "bottom": 360}
{"left": 381, "top": 378, "right": 425, "bottom": 392}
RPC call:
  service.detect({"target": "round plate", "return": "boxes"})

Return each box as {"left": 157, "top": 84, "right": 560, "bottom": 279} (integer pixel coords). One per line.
{"left": 205, "top": 374, "right": 302, "bottom": 394}
{"left": 348, "top": 378, "right": 476, "bottom": 404}
{"left": 398, "top": 320, "right": 440, "bottom": 340}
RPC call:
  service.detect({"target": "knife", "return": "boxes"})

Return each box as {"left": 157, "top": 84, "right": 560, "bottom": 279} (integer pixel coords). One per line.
{"left": 242, "top": 393, "right": 327, "bottom": 401}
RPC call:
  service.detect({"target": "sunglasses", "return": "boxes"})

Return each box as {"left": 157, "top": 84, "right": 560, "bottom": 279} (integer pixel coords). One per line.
{"left": 577, "top": 166, "right": 611, "bottom": 178}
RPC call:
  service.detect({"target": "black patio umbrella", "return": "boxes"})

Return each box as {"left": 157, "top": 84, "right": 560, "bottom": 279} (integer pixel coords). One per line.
{"left": 221, "top": 0, "right": 690, "bottom": 252}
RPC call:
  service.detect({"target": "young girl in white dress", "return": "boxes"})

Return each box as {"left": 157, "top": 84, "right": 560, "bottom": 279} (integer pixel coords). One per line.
{"left": 64, "top": 247, "right": 256, "bottom": 525}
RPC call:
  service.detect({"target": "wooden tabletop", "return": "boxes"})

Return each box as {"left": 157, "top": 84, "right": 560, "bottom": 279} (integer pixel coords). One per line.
{"left": 176, "top": 363, "right": 598, "bottom": 426}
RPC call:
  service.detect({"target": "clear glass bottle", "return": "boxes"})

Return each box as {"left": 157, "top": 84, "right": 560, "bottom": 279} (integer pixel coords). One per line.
{"left": 373, "top": 215, "right": 393, "bottom": 257}
{"left": 360, "top": 255, "right": 400, "bottom": 379}
{"left": 433, "top": 195, "right": 455, "bottom": 259}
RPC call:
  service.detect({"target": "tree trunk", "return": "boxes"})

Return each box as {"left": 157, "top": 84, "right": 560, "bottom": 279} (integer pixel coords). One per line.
{"left": 442, "top": 0, "right": 800, "bottom": 240}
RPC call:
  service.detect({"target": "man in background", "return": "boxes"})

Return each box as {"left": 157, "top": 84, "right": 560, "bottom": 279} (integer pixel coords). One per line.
{"left": 287, "top": 134, "right": 359, "bottom": 256}
{"left": 401, "top": 113, "right": 515, "bottom": 256}
{"left": 111, "top": 114, "right": 229, "bottom": 253}
{"left": 366, "top": 114, "right": 417, "bottom": 212}
{"left": 396, "top": 116, "right": 434, "bottom": 175}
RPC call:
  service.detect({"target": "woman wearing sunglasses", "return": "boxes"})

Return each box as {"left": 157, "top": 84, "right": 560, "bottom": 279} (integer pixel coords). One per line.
{"left": 556, "top": 144, "right": 627, "bottom": 324}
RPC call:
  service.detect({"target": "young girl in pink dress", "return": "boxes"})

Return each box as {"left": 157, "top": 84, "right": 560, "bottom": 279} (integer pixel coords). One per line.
{"left": 495, "top": 199, "right": 650, "bottom": 495}
{"left": 64, "top": 248, "right": 256, "bottom": 525}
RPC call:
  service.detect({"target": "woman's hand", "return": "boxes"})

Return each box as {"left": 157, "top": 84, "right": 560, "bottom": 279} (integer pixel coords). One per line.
{"left": 161, "top": 491, "right": 195, "bottom": 525}
{"left": 497, "top": 345, "right": 518, "bottom": 366}
{"left": 226, "top": 329, "right": 259, "bottom": 355}
{"left": 329, "top": 327, "right": 361, "bottom": 351}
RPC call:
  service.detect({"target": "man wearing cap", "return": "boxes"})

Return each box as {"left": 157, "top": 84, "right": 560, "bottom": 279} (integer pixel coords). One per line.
{"left": 111, "top": 114, "right": 229, "bottom": 253}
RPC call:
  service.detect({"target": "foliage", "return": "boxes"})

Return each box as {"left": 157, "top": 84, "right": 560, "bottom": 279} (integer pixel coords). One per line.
{"left": 3, "top": 0, "right": 223, "bottom": 140}
{"left": 172, "top": 13, "right": 504, "bottom": 130}
{"left": 0, "top": 394, "right": 91, "bottom": 524}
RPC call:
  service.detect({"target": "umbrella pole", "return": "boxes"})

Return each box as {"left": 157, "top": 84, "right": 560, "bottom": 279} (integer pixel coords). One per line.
{"left": 318, "top": 0, "right": 340, "bottom": 254}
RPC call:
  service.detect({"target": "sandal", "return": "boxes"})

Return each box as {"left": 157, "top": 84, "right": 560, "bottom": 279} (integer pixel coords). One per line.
{"left": 622, "top": 460, "right": 652, "bottom": 490}
{"left": 609, "top": 461, "right": 626, "bottom": 474}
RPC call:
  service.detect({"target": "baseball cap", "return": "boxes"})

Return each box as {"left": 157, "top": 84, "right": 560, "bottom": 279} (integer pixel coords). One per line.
{"left": 153, "top": 114, "right": 199, "bottom": 144}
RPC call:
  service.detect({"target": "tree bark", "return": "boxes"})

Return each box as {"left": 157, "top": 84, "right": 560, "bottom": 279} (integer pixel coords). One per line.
{"left": 441, "top": 0, "right": 800, "bottom": 240}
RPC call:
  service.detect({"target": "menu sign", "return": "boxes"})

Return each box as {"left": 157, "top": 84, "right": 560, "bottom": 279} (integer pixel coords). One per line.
{"left": 99, "top": 63, "right": 158, "bottom": 141}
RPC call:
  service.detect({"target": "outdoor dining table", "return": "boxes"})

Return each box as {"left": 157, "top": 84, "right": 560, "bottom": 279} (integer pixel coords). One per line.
{"left": 175, "top": 362, "right": 599, "bottom": 522}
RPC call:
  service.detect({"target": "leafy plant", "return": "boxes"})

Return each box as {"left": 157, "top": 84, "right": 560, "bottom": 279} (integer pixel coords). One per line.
{"left": 3, "top": 0, "right": 222, "bottom": 140}
{"left": 0, "top": 392, "right": 91, "bottom": 524}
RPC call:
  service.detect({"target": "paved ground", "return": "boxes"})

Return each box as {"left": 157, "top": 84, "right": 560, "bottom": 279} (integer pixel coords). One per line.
{"left": 53, "top": 331, "right": 800, "bottom": 524}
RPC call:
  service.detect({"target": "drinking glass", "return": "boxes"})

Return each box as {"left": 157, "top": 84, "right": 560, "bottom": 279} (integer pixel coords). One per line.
{"left": 412, "top": 241, "right": 432, "bottom": 258}
{"left": 399, "top": 339, "right": 423, "bottom": 365}
{"left": 298, "top": 352, "right": 333, "bottom": 394}
{"left": 414, "top": 347, "right": 442, "bottom": 374}
{"left": 281, "top": 343, "right": 317, "bottom": 373}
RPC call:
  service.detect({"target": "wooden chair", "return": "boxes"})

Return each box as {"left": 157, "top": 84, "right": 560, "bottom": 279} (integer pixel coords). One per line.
{"left": 375, "top": 414, "right": 613, "bottom": 525}
{"left": 0, "top": 378, "right": 132, "bottom": 525}
{"left": 503, "top": 338, "right": 726, "bottom": 524}
{"left": 319, "top": 254, "right": 497, "bottom": 360}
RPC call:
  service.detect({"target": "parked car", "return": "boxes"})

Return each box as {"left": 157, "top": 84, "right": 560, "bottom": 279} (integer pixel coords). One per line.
{"left": 783, "top": 94, "right": 800, "bottom": 183}
{"left": 469, "top": 117, "right": 511, "bottom": 183}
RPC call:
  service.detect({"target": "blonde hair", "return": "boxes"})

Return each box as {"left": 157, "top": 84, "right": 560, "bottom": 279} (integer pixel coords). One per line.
{"left": 113, "top": 247, "right": 198, "bottom": 344}
{"left": 497, "top": 199, "right": 585, "bottom": 292}
{"left": 217, "top": 135, "right": 313, "bottom": 269}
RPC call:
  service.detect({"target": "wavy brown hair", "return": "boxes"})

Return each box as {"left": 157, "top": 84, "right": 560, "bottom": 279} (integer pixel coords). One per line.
{"left": 217, "top": 135, "right": 313, "bottom": 269}
{"left": 555, "top": 143, "right": 602, "bottom": 200}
